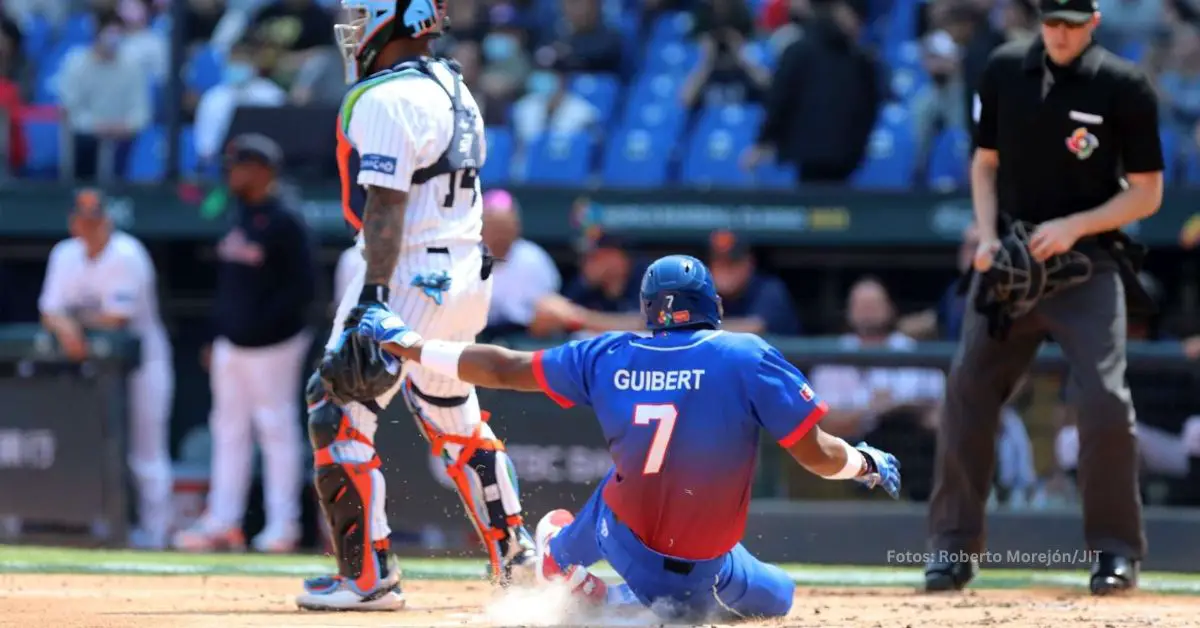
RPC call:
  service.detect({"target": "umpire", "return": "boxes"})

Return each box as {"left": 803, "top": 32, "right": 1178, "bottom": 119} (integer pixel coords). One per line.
{"left": 925, "top": 0, "right": 1163, "bottom": 596}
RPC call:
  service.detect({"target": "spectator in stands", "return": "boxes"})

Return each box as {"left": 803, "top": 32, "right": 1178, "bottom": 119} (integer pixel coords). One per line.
{"left": 451, "top": 39, "right": 509, "bottom": 126}
{"left": 477, "top": 4, "right": 533, "bottom": 117}
{"left": 479, "top": 190, "right": 563, "bottom": 340}
{"left": 446, "top": 0, "right": 491, "bottom": 43}
{"left": 898, "top": 221, "right": 977, "bottom": 341}
{"left": 760, "top": 0, "right": 812, "bottom": 54}
{"left": 194, "top": 37, "right": 286, "bottom": 170}
{"left": 117, "top": 0, "right": 168, "bottom": 83}
{"left": 2, "top": 0, "right": 70, "bottom": 28}
{"left": 933, "top": 1, "right": 1001, "bottom": 139}
{"left": 742, "top": 0, "right": 882, "bottom": 185}
{"left": 706, "top": 230, "right": 800, "bottom": 335}
{"left": 1000, "top": 0, "right": 1037, "bottom": 44}
{"left": 246, "top": 0, "right": 334, "bottom": 86}
{"left": 912, "top": 30, "right": 966, "bottom": 186}
{"left": 536, "top": 0, "right": 623, "bottom": 73}
{"left": 681, "top": 0, "right": 771, "bottom": 108}
{"left": 1, "top": 9, "right": 23, "bottom": 81}
{"left": 562, "top": 231, "right": 641, "bottom": 312}
{"left": 55, "top": 16, "right": 152, "bottom": 181}
{"left": 512, "top": 56, "right": 600, "bottom": 158}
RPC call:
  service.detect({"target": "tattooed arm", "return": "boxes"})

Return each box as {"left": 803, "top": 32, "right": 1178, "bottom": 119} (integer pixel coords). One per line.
{"left": 360, "top": 186, "right": 410, "bottom": 289}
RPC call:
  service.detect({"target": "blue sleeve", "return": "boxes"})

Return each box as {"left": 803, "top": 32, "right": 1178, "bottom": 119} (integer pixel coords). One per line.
{"left": 747, "top": 344, "right": 829, "bottom": 446}
{"left": 533, "top": 336, "right": 607, "bottom": 408}
{"left": 748, "top": 277, "right": 800, "bottom": 335}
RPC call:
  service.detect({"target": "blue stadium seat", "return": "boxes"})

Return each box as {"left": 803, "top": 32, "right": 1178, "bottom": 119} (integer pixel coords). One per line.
{"left": 694, "top": 103, "right": 765, "bottom": 135}
{"left": 1160, "top": 125, "right": 1181, "bottom": 185}
{"left": 569, "top": 73, "right": 621, "bottom": 121}
{"left": 180, "top": 125, "right": 198, "bottom": 177}
{"left": 851, "top": 103, "right": 917, "bottom": 189}
{"left": 925, "top": 126, "right": 970, "bottom": 191}
{"left": 33, "top": 45, "right": 72, "bottom": 104}
{"left": 523, "top": 132, "right": 593, "bottom": 185}
{"left": 482, "top": 126, "right": 514, "bottom": 184}
{"left": 754, "top": 162, "right": 796, "bottom": 190}
{"left": 679, "top": 125, "right": 755, "bottom": 188}
{"left": 625, "top": 72, "right": 686, "bottom": 111}
{"left": 601, "top": 127, "right": 674, "bottom": 188}
{"left": 127, "top": 126, "right": 167, "bottom": 182}
{"left": 62, "top": 13, "right": 97, "bottom": 47}
{"left": 21, "top": 14, "right": 53, "bottom": 59}
{"left": 643, "top": 41, "right": 700, "bottom": 76}
{"left": 889, "top": 66, "right": 929, "bottom": 103}
{"left": 185, "top": 45, "right": 225, "bottom": 93}
{"left": 21, "top": 119, "right": 62, "bottom": 178}
{"left": 881, "top": 0, "right": 919, "bottom": 60}
{"left": 620, "top": 102, "right": 687, "bottom": 139}
{"left": 649, "top": 12, "right": 693, "bottom": 45}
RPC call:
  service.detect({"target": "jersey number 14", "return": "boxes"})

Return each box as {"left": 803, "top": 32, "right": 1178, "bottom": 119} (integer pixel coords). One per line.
{"left": 633, "top": 403, "right": 678, "bottom": 475}
{"left": 442, "top": 168, "right": 478, "bottom": 208}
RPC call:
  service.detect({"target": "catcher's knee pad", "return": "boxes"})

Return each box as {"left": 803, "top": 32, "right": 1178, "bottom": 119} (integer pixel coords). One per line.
{"left": 307, "top": 380, "right": 390, "bottom": 592}
{"left": 403, "top": 381, "right": 529, "bottom": 578}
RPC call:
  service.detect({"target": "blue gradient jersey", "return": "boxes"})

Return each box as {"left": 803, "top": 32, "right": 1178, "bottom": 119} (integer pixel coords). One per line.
{"left": 532, "top": 329, "right": 828, "bottom": 560}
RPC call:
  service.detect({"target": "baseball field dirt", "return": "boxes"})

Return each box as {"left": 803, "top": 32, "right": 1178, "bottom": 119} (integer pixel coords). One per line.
{"left": 2, "top": 574, "right": 1199, "bottom": 628}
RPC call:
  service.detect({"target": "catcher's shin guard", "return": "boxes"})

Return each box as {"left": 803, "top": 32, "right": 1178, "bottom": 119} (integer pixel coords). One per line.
{"left": 301, "top": 373, "right": 400, "bottom": 607}
{"left": 403, "top": 380, "right": 535, "bottom": 585}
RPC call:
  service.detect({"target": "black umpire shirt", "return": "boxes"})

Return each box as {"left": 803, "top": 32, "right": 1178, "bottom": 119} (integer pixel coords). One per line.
{"left": 214, "top": 193, "right": 316, "bottom": 348}
{"left": 975, "top": 38, "right": 1164, "bottom": 225}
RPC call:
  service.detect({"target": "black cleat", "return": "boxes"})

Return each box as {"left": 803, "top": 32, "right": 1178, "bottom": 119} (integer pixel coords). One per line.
{"left": 924, "top": 559, "right": 977, "bottom": 592}
{"left": 1090, "top": 552, "right": 1138, "bottom": 596}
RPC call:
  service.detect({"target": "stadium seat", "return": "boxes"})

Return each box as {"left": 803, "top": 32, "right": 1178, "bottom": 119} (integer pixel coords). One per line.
{"left": 127, "top": 126, "right": 167, "bottom": 182}
{"left": 21, "top": 119, "right": 62, "bottom": 178}
{"left": 33, "top": 45, "right": 71, "bottom": 104}
{"left": 925, "top": 126, "right": 970, "bottom": 191}
{"left": 881, "top": 0, "right": 919, "bottom": 60}
{"left": 62, "top": 13, "right": 97, "bottom": 47}
{"left": 679, "top": 125, "right": 755, "bottom": 188}
{"left": 522, "top": 132, "right": 593, "bottom": 185}
{"left": 569, "top": 74, "right": 621, "bottom": 121}
{"left": 643, "top": 41, "right": 700, "bottom": 76}
{"left": 851, "top": 103, "right": 917, "bottom": 189}
{"left": 649, "top": 12, "right": 693, "bottom": 45}
{"left": 625, "top": 72, "right": 686, "bottom": 112}
{"left": 482, "top": 126, "right": 514, "bottom": 184}
{"left": 185, "top": 45, "right": 225, "bottom": 94}
{"left": 620, "top": 102, "right": 687, "bottom": 138}
{"left": 21, "top": 14, "right": 53, "bottom": 60}
{"left": 601, "top": 127, "right": 673, "bottom": 188}
{"left": 179, "top": 125, "right": 198, "bottom": 177}
{"left": 694, "top": 103, "right": 765, "bottom": 136}
{"left": 1160, "top": 125, "right": 1181, "bottom": 185}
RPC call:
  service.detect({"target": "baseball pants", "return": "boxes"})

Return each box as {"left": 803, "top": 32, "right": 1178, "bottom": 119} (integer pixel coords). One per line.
{"left": 128, "top": 361, "right": 175, "bottom": 541}
{"left": 323, "top": 242, "right": 523, "bottom": 555}
{"left": 550, "top": 469, "right": 795, "bottom": 621}
{"left": 205, "top": 330, "right": 311, "bottom": 535}
{"left": 928, "top": 262, "right": 1146, "bottom": 558}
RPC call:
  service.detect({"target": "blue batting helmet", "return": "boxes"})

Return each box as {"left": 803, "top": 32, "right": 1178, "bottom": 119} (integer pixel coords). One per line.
{"left": 641, "top": 255, "right": 722, "bottom": 331}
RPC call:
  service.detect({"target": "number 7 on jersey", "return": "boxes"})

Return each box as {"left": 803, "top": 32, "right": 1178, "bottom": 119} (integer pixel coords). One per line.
{"left": 633, "top": 403, "right": 678, "bottom": 475}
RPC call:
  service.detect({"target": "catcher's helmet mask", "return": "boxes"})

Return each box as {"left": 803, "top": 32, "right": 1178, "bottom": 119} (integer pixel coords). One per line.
{"left": 336, "top": 0, "right": 448, "bottom": 84}
{"left": 980, "top": 220, "right": 1093, "bottom": 320}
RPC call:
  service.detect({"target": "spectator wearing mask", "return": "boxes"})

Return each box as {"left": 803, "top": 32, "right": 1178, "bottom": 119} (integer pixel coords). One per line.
{"left": 741, "top": 0, "right": 882, "bottom": 184}
{"left": 247, "top": 0, "right": 335, "bottom": 85}
{"left": 194, "top": 37, "right": 287, "bottom": 170}
{"left": 537, "top": 0, "right": 624, "bottom": 73}
{"left": 477, "top": 4, "right": 534, "bottom": 115}
{"left": 512, "top": 56, "right": 600, "bottom": 161}
{"left": 681, "top": 0, "right": 772, "bottom": 108}
{"left": 912, "top": 30, "right": 966, "bottom": 185}
{"left": 706, "top": 230, "right": 800, "bottom": 335}
{"left": 55, "top": 17, "right": 152, "bottom": 181}
{"left": 117, "top": 0, "right": 169, "bottom": 83}
{"left": 479, "top": 190, "right": 562, "bottom": 340}
{"left": 176, "top": 134, "right": 315, "bottom": 553}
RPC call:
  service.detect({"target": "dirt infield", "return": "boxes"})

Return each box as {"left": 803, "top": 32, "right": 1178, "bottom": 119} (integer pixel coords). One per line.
{"left": 1, "top": 574, "right": 1198, "bottom": 627}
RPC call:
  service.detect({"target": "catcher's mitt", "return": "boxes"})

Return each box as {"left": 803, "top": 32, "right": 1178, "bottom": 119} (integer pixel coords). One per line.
{"left": 319, "top": 327, "right": 401, "bottom": 407}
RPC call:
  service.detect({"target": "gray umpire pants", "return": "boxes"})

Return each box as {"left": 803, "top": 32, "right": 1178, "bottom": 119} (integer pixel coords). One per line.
{"left": 928, "top": 260, "right": 1147, "bottom": 560}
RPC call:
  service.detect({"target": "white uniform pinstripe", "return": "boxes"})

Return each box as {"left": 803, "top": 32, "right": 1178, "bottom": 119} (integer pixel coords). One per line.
{"left": 325, "top": 60, "right": 522, "bottom": 543}
{"left": 39, "top": 232, "right": 175, "bottom": 544}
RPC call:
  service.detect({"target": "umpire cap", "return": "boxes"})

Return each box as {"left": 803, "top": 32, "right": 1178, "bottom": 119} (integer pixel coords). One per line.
{"left": 225, "top": 133, "right": 284, "bottom": 171}
{"left": 1039, "top": 0, "right": 1098, "bottom": 24}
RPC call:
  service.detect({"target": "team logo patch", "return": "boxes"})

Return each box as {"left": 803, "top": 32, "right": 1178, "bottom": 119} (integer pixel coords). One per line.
{"left": 360, "top": 153, "right": 398, "bottom": 174}
{"left": 799, "top": 383, "right": 815, "bottom": 402}
{"left": 1065, "top": 127, "right": 1098, "bottom": 160}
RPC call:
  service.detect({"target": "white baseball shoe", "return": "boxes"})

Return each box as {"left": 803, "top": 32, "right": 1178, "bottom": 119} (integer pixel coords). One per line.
{"left": 535, "top": 509, "right": 607, "bottom": 605}
{"left": 172, "top": 518, "right": 246, "bottom": 552}
{"left": 296, "top": 554, "right": 406, "bottom": 612}
{"left": 250, "top": 523, "right": 300, "bottom": 554}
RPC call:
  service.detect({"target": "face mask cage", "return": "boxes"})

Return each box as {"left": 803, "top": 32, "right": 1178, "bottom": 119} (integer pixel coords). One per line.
{"left": 334, "top": 5, "right": 369, "bottom": 78}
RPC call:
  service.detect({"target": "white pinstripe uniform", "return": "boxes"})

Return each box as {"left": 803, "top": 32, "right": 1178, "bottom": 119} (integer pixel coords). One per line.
{"left": 39, "top": 232, "right": 175, "bottom": 546}
{"left": 327, "top": 59, "right": 525, "bottom": 558}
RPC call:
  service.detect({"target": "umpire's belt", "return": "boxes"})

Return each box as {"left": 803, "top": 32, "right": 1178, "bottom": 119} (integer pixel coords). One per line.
{"left": 610, "top": 511, "right": 696, "bottom": 575}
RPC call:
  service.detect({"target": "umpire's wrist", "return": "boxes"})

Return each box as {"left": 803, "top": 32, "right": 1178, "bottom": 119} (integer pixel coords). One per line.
{"left": 359, "top": 283, "right": 390, "bottom": 305}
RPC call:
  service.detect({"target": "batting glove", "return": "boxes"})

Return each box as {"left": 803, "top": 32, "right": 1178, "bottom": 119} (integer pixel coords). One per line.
{"left": 853, "top": 443, "right": 902, "bottom": 499}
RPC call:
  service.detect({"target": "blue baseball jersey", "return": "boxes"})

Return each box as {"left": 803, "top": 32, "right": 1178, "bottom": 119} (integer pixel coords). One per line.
{"left": 533, "top": 329, "right": 828, "bottom": 560}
